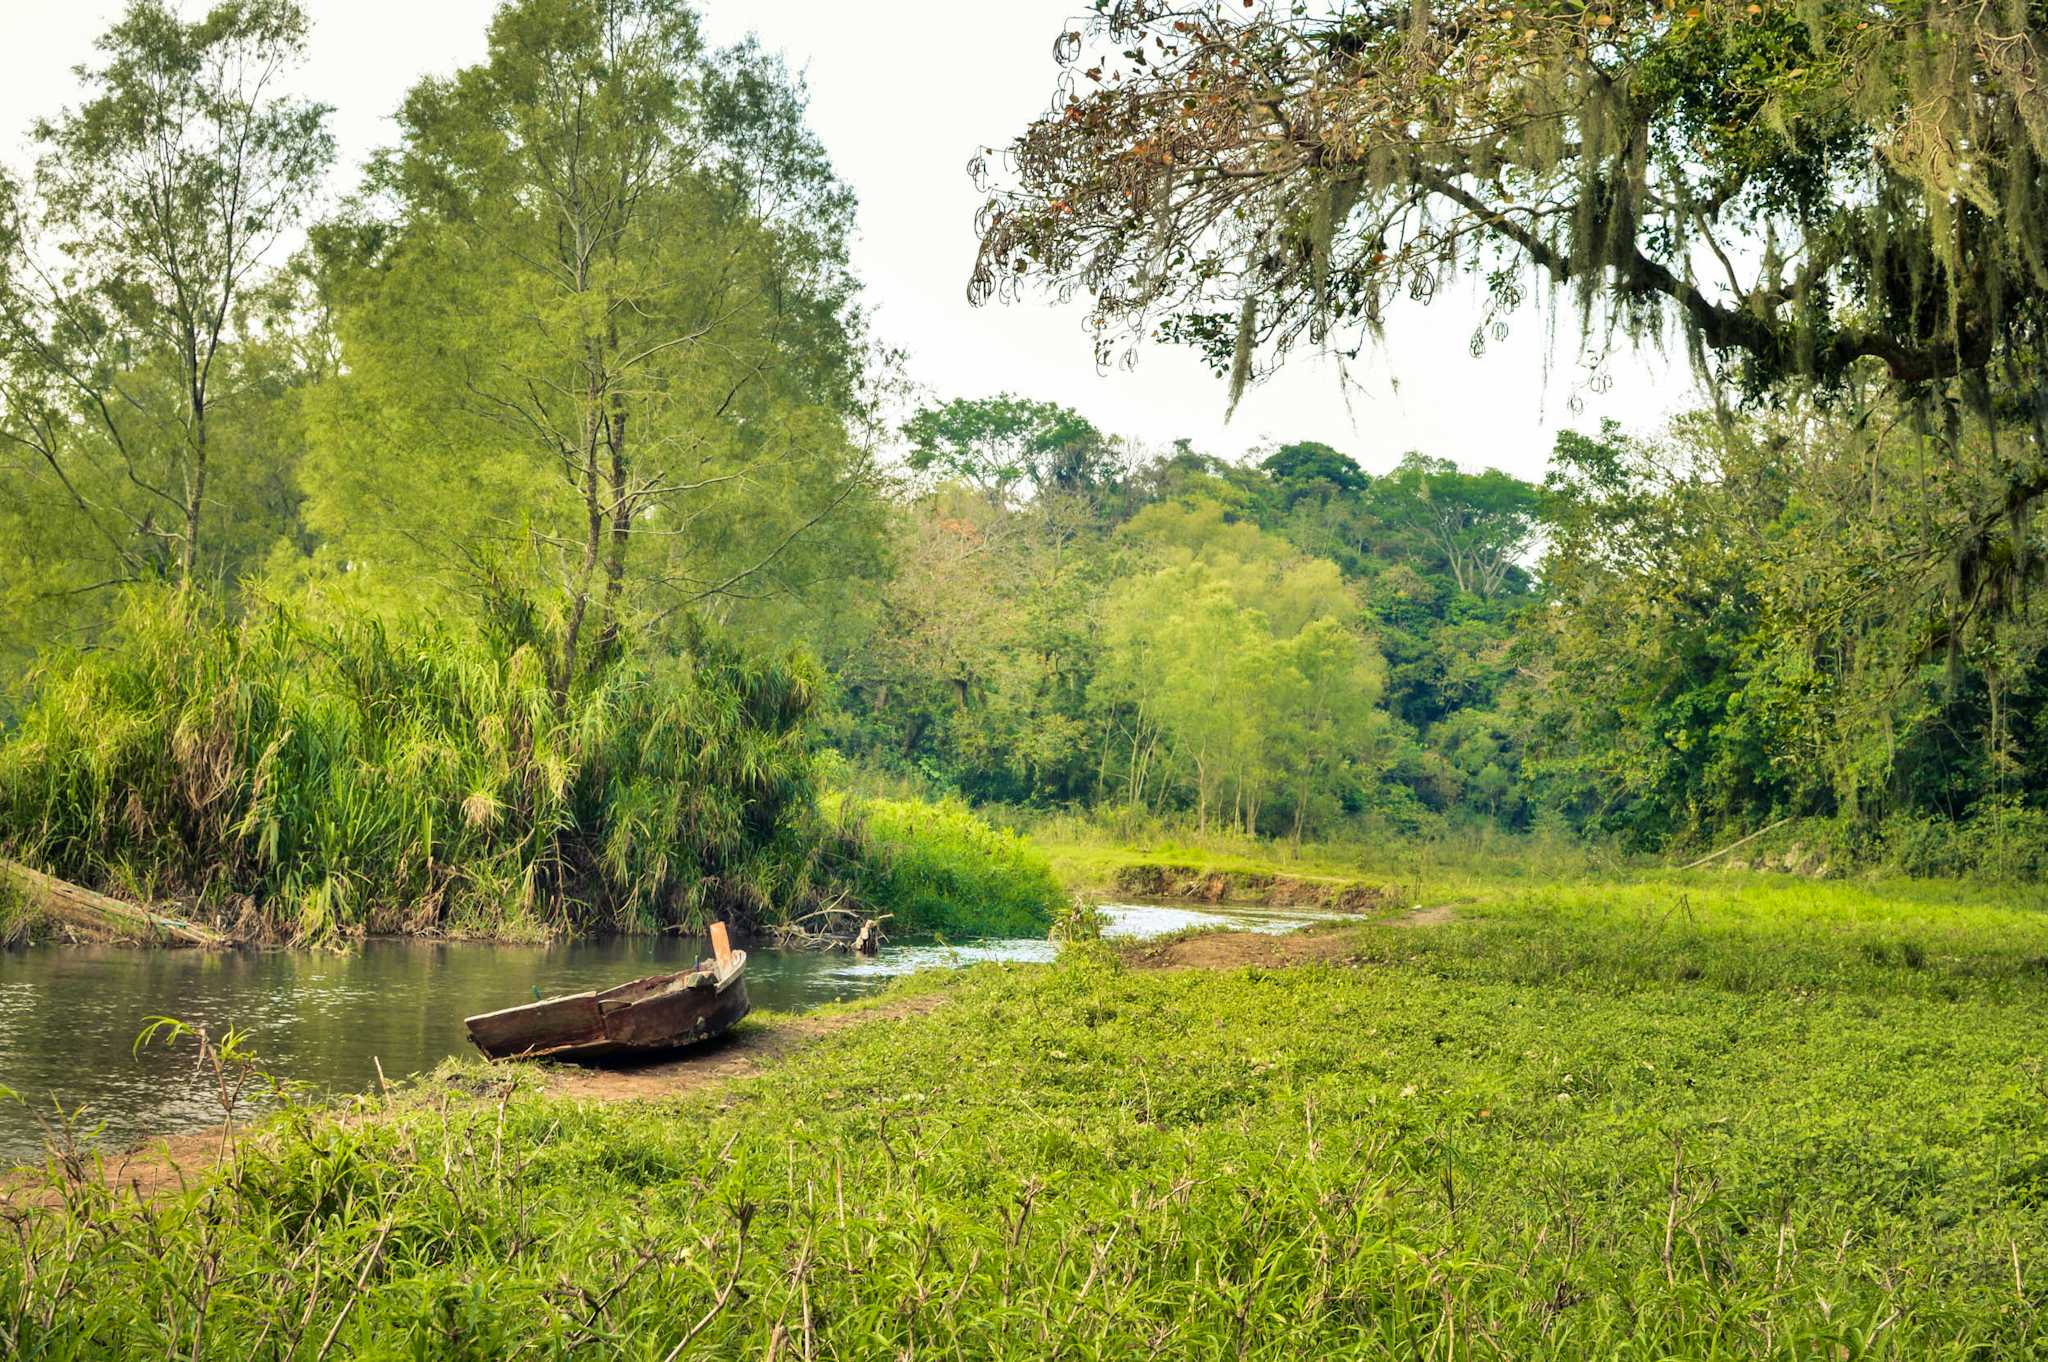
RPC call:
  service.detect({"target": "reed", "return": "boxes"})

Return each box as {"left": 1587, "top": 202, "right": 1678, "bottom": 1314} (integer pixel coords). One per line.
{"left": 0, "top": 590, "right": 827, "bottom": 938}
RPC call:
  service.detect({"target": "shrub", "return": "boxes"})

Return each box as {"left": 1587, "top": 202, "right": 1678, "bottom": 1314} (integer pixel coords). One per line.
{"left": 842, "top": 796, "right": 1065, "bottom": 938}
{"left": 0, "top": 588, "right": 832, "bottom": 939}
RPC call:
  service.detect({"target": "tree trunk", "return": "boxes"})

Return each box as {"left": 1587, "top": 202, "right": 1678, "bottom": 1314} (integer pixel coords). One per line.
{"left": 180, "top": 381, "right": 207, "bottom": 581}
{"left": 595, "top": 310, "right": 631, "bottom": 659}
{"left": 595, "top": 401, "right": 631, "bottom": 659}
{"left": 3, "top": 858, "right": 223, "bottom": 946}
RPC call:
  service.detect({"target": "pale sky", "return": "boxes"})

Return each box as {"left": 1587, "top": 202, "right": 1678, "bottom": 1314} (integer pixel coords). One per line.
{"left": 0, "top": 0, "right": 1698, "bottom": 481}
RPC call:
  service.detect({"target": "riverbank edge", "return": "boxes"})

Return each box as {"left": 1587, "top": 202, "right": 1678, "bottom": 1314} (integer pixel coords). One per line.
{"left": 2, "top": 917, "right": 1381, "bottom": 1191}
{"left": 1, "top": 984, "right": 965, "bottom": 1189}
{"left": 1105, "top": 862, "right": 1393, "bottom": 912}
{"left": 0, "top": 890, "right": 870, "bottom": 952}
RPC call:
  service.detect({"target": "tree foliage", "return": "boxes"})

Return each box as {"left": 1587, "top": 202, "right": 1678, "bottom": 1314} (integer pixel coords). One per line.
{"left": 977, "top": 1, "right": 2048, "bottom": 397}
{"left": 303, "top": 0, "right": 875, "bottom": 694}
{"left": 974, "top": 1, "right": 2048, "bottom": 656}
{"left": 0, "top": 0, "right": 332, "bottom": 589}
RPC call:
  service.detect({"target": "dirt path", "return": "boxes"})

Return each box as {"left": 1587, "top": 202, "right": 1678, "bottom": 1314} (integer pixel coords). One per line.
{"left": 541, "top": 994, "right": 946, "bottom": 1103}
{"left": 1120, "top": 901, "right": 1459, "bottom": 970}
{"left": 1122, "top": 920, "right": 1370, "bottom": 970}
{"left": 1393, "top": 902, "right": 1461, "bottom": 927}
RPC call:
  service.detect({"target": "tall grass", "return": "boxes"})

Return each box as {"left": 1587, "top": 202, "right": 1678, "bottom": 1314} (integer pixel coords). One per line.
{"left": 0, "top": 590, "right": 828, "bottom": 939}
{"left": 835, "top": 795, "right": 1065, "bottom": 937}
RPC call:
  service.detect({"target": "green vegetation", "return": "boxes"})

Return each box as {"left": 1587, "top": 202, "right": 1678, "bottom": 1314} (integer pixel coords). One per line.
{"left": 0, "top": 866, "right": 35, "bottom": 947}
{"left": 0, "top": 590, "right": 1062, "bottom": 943}
{"left": 11, "top": 0, "right": 2048, "bottom": 919}
{"left": 8, "top": 4, "right": 2048, "bottom": 1352}
{"left": 9, "top": 875, "right": 2048, "bottom": 1357}
{"left": 833, "top": 398, "right": 2048, "bottom": 874}
{"left": 840, "top": 796, "right": 1065, "bottom": 938}
{"left": 0, "top": 589, "right": 829, "bottom": 939}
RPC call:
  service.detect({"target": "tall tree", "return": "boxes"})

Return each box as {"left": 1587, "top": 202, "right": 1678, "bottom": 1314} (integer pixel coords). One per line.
{"left": 1373, "top": 455, "right": 1543, "bottom": 600}
{"left": 305, "top": 0, "right": 873, "bottom": 693}
{"left": 901, "top": 395, "right": 1119, "bottom": 509}
{"left": 974, "top": 2, "right": 2048, "bottom": 641}
{"left": 1, "top": 0, "right": 331, "bottom": 586}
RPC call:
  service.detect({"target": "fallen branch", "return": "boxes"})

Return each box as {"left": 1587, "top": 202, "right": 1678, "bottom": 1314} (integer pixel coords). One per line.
{"left": 1676, "top": 817, "right": 1794, "bottom": 872}
{"left": 1, "top": 858, "right": 225, "bottom": 947}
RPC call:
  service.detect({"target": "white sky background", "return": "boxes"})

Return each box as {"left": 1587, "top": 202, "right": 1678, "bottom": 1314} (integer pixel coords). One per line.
{"left": 0, "top": 0, "right": 1700, "bottom": 482}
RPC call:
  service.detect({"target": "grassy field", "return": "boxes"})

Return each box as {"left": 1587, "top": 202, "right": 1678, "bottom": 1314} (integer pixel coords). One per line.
{"left": 5, "top": 867, "right": 2048, "bottom": 1357}
{"left": 1034, "top": 817, "right": 1641, "bottom": 906}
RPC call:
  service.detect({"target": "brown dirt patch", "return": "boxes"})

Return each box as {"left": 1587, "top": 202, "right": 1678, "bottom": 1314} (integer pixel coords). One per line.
{"left": 1123, "top": 921, "right": 1366, "bottom": 971}
{"left": 543, "top": 994, "right": 946, "bottom": 1103}
{"left": 1392, "top": 902, "right": 1460, "bottom": 927}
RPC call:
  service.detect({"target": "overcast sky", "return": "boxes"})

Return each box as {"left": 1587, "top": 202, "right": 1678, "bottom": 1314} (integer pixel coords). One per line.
{"left": 0, "top": 0, "right": 1698, "bottom": 481}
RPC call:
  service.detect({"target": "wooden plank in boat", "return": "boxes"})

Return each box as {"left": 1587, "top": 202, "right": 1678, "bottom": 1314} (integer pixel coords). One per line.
{"left": 464, "top": 990, "right": 606, "bottom": 1058}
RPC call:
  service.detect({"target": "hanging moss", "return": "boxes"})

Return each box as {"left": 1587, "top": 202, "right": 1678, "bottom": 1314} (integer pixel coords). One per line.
{"left": 974, "top": 0, "right": 2048, "bottom": 665}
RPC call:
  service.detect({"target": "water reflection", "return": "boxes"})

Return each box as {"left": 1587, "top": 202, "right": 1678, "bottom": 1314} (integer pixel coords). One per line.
{"left": 0, "top": 901, "right": 1342, "bottom": 1163}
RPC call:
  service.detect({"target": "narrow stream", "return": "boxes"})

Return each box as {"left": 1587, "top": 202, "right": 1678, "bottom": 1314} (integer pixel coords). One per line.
{"left": 0, "top": 902, "right": 1334, "bottom": 1165}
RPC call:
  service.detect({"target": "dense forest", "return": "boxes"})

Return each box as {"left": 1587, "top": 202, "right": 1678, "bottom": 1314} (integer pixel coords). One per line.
{"left": 6, "top": 0, "right": 2048, "bottom": 948}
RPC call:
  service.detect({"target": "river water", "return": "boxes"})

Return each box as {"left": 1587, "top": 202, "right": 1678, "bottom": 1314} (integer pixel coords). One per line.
{"left": 0, "top": 902, "right": 1330, "bottom": 1165}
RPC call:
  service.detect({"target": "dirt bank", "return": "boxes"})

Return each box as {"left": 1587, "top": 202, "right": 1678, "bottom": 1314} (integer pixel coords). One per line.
{"left": 1109, "top": 863, "right": 1391, "bottom": 911}
{"left": 1122, "top": 920, "right": 1370, "bottom": 970}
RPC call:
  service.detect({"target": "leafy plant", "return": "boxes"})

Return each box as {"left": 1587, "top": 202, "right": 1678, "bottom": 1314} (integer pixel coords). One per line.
{"left": 837, "top": 796, "right": 1065, "bottom": 938}
{"left": 0, "top": 588, "right": 832, "bottom": 939}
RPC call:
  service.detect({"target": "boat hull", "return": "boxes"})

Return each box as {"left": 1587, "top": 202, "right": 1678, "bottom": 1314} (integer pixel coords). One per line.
{"left": 464, "top": 951, "right": 750, "bottom": 1062}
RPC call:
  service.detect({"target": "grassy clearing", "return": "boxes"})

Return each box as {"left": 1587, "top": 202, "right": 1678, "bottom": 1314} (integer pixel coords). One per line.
{"left": 6, "top": 873, "right": 2048, "bottom": 1356}
{"left": 1030, "top": 815, "right": 1631, "bottom": 904}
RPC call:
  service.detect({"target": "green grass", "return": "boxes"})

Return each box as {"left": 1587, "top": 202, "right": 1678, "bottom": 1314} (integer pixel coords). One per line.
{"left": 839, "top": 795, "right": 1066, "bottom": 937}
{"left": 6, "top": 873, "right": 2048, "bottom": 1357}
{"left": 0, "top": 865, "right": 38, "bottom": 946}
{"left": 1029, "top": 814, "right": 1628, "bottom": 903}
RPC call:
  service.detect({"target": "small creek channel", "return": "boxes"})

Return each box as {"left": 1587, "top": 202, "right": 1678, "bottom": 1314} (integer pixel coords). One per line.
{"left": 0, "top": 901, "right": 1334, "bottom": 1165}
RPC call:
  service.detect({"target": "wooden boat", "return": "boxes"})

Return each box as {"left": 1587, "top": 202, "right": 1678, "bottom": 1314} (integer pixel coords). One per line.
{"left": 464, "top": 924, "right": 750, "bottom": 1063}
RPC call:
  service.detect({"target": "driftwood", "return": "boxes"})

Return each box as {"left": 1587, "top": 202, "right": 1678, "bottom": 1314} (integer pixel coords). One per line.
{"left": 1, "top": 858, "right": 225, "bottom": 947}
{"left": 767, "top": 900, "right": 890, "bottom": 953}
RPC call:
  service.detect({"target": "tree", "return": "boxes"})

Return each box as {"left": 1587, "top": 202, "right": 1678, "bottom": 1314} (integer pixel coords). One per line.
{"left": 0, "top": 0, "right": 332, "bottom": 585}
{"left": 1373, "top": 455, "right": 1543, "bottom": 600}
{"left": 1098, "top": 498, "right": 1383, "bottom": 832}
{"left": 304, "top": 0, "right": 873, "bottom": 694}
{"left": 1261, "top": 441, "right": 1367, "bottom": 508}
{"left": 1273, "top": 617, "right": 1388, "bottom": 840}
{"left": 901, "top": 394, "right": 1119, "bottom": 508}
{"left": 973, "top": 2, "right": 2048, "bottom": 636}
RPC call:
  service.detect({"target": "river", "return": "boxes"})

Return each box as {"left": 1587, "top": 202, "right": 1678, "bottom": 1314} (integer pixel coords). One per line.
{"left": 0, "top": 902, "right": 1332, "bottom": 1165}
